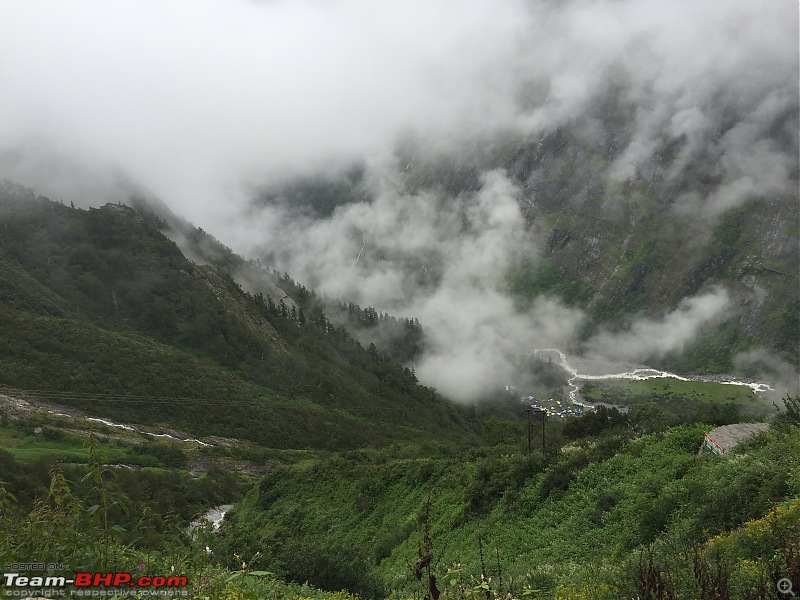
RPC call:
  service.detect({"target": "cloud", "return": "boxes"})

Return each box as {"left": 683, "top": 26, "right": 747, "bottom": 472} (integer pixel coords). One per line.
{"left": 734, "top": 348, "right": 800, "bottom": 400}
{"left": 415, "top": 294, "right": 584, "bottom": 402}
{"left": 0, "top": 0, "right": 532, "bottom": 223}
{"left": 585, "top": 288, "right": 732, "bottom": 362}
{"left": 0, "top": 0, "right": 795, "bottom": 227}
{"left": 237, "top": 166, "right": 585, "bottom": 401}
{"left": 0, "top": 0, "right": 795, "bottom": 400}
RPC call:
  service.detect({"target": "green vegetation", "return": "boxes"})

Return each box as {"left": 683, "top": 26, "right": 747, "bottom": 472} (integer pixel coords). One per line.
{"left": 0, "top": 434, "right": 358, "bottom": 600}
{"left": 579, "top": 377, "right": 767, "bottom": 424}
{"left": 2, "top": 397, "right": 797, "bottom": 599}
{"left": 220, "top": 406, "right": 799, "bottom": 599}
{"left": 0, "top": 182, "right": 472, "bottom": 450}
{"left": 0, "top": 425, "right": 248, "bottom": 547}
{"left": 0, "top": 176, "right": 796, "bottom": 599}
{"left": 508, "top": 258, "right": 596, "bottom": 308}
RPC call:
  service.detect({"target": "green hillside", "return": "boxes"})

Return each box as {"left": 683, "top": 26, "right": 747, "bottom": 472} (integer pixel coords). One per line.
{"left": 219, "top": 413, "right": 800, "bottom": 599}
{"left": 0, "top": 173, "right": 796, "bottom": 599}
{"left": 0, "top": 181, "right": 471, "bottom": 449}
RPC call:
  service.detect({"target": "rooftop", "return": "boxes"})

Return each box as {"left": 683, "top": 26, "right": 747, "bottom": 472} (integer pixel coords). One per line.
{"left": 704, "top": 423, "right": 770, "bottom": 455}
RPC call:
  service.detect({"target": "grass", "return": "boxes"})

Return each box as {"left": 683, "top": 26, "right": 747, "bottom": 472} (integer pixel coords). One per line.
{"left": 7, "top": 446, "right": 92, "bottom": 463}
{"left": 579, "top": 377, "right": 770, "bottom": 421}
{"left": 582, "top": 377, "right": 757, "bottom": 403}
{"left": 0, "top": 427, "right": 113, "bottom": 463}
{"left": 0, "top": 422, "right": 180, "bottom": 467}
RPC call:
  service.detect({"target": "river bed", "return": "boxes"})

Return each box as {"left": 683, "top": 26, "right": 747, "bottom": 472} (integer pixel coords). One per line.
{"left": 188, "top": 504, "right": 234, "bottom": 534}
{"left": 530, "top": 348, "right": 774, "bottom": 406}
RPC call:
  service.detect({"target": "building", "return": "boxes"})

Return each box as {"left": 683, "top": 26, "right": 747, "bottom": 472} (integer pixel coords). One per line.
{"left": 702, "top": 423, "right": 770, "bottom": 456}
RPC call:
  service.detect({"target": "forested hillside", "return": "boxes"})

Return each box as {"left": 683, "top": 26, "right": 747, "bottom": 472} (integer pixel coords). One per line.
{"left": 0, "top": 180, "right": 471, "bottom": 449}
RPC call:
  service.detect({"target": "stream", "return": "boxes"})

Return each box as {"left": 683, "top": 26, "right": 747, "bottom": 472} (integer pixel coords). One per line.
{"left": 189, "top": 504, "right": 234, "bottom": 533}
{"left": 46, "top": 411, "right": 213, "bottom": 446}
{"left": 531, "top": 348, "right": 774, "bottom": 407}
{"left": 188, "top": 504, "right": 234, "bottom": 553}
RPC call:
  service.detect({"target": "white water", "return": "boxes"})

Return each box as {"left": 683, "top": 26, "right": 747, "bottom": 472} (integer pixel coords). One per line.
{"left": 189, "top": 504, "right": 233, "bottom": 533}
{"left": 531, "top": 348, "right": 774, "bottom": 406}
{"left": 86, "top": 417, "right": 136, "bottom": 431}
{"left": 50, "top": 411, "right": 213, "bottom": 446}
{"left": 188, "top": 504, "right": 234, "bottom": 553}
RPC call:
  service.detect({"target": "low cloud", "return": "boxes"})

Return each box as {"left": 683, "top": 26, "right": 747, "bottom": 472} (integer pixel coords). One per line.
{"left": 734, "top": 348, "right": 800, "bottom": 400}
{"left": 585, "top": 288, "right": 732, "bottom": 363}
{"left": 240, "top": 166, "right": 584, "bottom": 401}
{"left": 0, "top": 0, "right": 795, "bottom": 400}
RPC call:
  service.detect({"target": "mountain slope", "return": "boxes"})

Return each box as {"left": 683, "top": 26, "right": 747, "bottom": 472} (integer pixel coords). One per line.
{"left": 248, "top": 119, "right": 798, "bottom": 379}
{"left": 219, "top": 422, "right": 800, "bottom": 598}
{"left": 0, "top": 180, "right": 472, "bottom": 449}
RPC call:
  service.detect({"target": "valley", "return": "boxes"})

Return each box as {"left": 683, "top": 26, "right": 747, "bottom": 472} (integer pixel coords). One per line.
{"left": 0, "top": 1, "right": 798, "bottom": 598}
{"left": 0, "top": 174, "right": 796, "bottom": 599}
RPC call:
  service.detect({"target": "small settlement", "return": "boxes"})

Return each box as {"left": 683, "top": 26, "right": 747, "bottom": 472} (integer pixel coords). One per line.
{"left": 523, "top": 396, "right": 584, "bottom": 418}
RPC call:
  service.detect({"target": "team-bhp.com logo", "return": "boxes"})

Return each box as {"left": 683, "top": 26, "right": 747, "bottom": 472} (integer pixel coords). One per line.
{"left": 3, "top": 572, "right": 188, "bottom": 597}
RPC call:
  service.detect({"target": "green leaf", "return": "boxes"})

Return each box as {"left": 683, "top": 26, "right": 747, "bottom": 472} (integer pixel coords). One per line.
{"left": 85, "top": 504, "right": 100, "bottom": 516}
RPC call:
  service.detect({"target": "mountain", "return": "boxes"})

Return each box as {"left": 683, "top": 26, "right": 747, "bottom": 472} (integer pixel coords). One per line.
{"left": 0, "top": 180, "right": 472, "bottom": 450}
{"left": 0, "top": 103, "right": 796, "bottom": 600}
{"left": 248, "top": 90, "right": 799, "bottom": 381}
{"left": 496, "top": 124, "right": 798, "bottom": 368}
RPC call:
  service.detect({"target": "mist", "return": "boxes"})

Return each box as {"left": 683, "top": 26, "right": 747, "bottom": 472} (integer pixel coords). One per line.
{"left": 1, "top": 0, "right": 797, "bottom": 400}
{"left": 2, "top": 0, "right": 796, "bottom": 220}
{"left": 586, "top": 288, "right": 732, "bottom": 364}
{"left": 243, "top": 166, "right": 587, "bottom": 400}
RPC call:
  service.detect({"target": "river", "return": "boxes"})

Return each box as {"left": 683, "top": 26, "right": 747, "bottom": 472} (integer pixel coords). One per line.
{"left": 46, "top": 411, "right": 214, "bottom": 446}
{"left": 188, "top": 504, "right": 234, "bottom": 534}
{"left": 530, "top": 348, "right": 774, "bottom": 406}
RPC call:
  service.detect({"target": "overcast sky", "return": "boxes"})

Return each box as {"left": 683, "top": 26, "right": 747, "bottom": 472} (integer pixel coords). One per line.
{"left": 1, "top": 0, "right": 796, "bottom": 230}
{"left": 0, "top": 0, "right": 531, "bottom": 222}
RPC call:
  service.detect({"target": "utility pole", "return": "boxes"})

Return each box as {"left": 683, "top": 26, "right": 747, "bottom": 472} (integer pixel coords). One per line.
{"left": 524, "top": 403, "right": 546, "bottom": 454}
{"left": 524, "top": 406, "right": 532, "bottom": 455}
{"left": 539, "top": 408, "right": 546, "bottom": 453}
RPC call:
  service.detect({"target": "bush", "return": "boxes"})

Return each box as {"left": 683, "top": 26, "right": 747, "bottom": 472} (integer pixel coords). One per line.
{"left": 563, "top": 406, "right": 630, "bottom": 439}
{"left": 276, "top": 541, "right": 386, "bottom": 600}
{"left": 538, "top": 464, "right": 573, "bottom": 500}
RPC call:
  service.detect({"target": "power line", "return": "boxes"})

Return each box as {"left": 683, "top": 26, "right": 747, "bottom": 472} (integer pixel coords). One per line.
{"left": 0, "top": 386, "right": 280, "bottom": 408}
